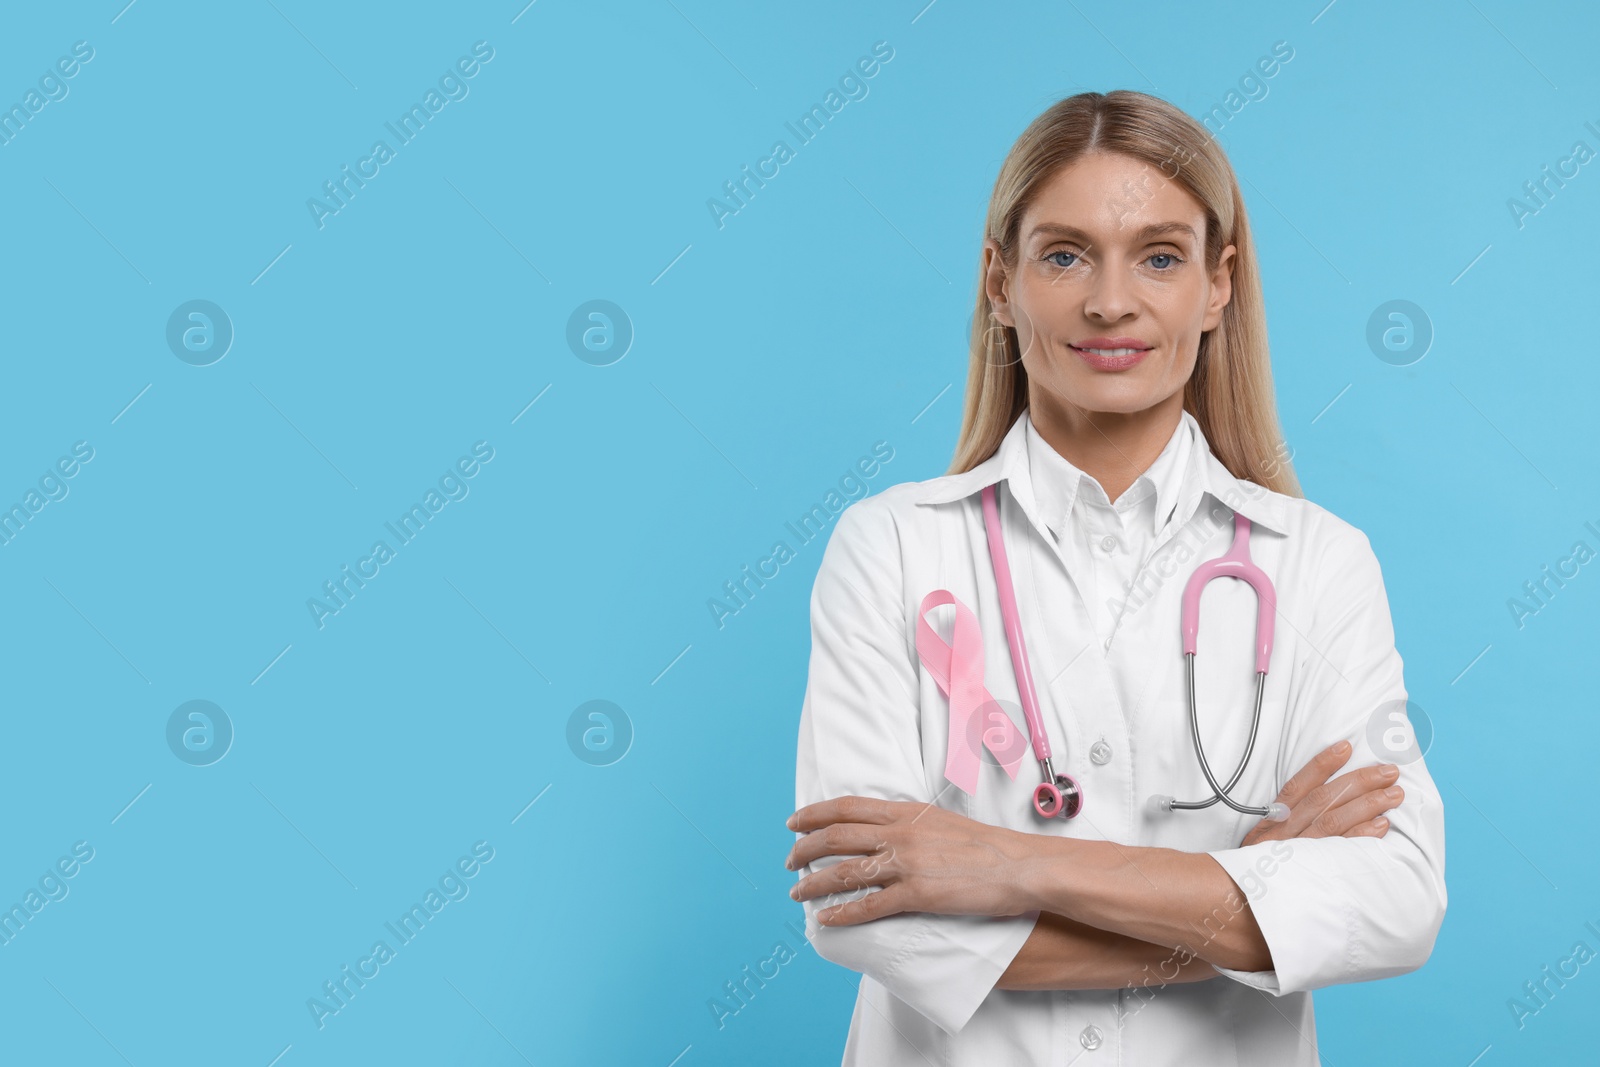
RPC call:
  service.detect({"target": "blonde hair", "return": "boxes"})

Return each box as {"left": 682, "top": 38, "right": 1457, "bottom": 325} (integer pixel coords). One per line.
{"left": 948, "top": 90, "right": 1301, "bottom": 497}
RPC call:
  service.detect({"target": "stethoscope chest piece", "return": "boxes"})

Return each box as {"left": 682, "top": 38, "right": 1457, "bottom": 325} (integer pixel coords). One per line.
{"left": 1032, "top": 771, "right": 1083, "bottom": 819}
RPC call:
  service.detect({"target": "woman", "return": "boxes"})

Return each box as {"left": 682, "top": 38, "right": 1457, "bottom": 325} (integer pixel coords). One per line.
{"left": 787, "top": 90, "right": 1446, "bottom": 1065}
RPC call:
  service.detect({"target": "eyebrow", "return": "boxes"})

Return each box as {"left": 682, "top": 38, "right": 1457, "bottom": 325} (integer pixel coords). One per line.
{"left": 1028, "top": 221, "right": 1198, "bottom": 245}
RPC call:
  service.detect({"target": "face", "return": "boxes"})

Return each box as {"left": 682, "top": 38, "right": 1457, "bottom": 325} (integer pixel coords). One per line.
{"left": 984, "top": 151, "right": 1236, "bottom": 425}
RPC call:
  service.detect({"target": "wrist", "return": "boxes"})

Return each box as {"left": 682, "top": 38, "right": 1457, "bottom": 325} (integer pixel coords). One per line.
{"left": 1004, "top": 831, "right": 1080, "bottom": 915}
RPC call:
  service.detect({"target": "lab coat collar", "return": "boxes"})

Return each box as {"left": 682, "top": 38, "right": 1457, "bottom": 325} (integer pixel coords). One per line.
{"left": 1024, "top": 407, "right": 1190, "bottom": 537}
{"left": 914, "top": 407, "right": 1290, "bottom": 538}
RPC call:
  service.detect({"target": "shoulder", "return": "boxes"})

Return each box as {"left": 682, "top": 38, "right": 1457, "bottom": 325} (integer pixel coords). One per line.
{"left": 1276, "top": 491, "right": 1377, "bottom": 563}
{"left": 823, "top": 471, "right": 971, "bottom": 556}
{"left": 1255, "top": 487, "right": 1391, "bottom": 624}
{"left": 1222, "top": 469, "right": 1377, "bottom": 562}
{"left": 810, "top": 471, "right": 977, "bottom": 605}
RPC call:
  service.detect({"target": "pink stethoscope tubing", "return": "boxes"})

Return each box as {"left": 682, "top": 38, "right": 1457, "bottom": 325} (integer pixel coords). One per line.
{"left": 981, "top": 484, "right": 1082, "bottom": 819}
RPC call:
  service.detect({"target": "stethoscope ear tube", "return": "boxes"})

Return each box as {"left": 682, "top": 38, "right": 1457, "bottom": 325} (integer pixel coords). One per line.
{"left": 1158, "top": 512, "right": 1282, "bottom": 819}
{"left": 1159, "top": 658, "right": 1281, "bottom": 818}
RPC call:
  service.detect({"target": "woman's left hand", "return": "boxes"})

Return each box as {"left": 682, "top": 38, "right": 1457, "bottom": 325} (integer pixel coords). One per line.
{"left": 785, "top": 796, "right": 1035, "bottom": 926}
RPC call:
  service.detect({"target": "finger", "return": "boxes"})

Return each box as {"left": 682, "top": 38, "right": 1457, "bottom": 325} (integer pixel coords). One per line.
{"left": 1280, "top": 764, "right": 1395, "bottom": 838}
{"left": 786, "top": 823, "right": 888, "bottom": 871}
{"left": 1301, "top": 785, "right": 1404, "bottom": 839}
{"left": 1241, "top": 772, "right": 1402, "bottom": 846}
{"left": 1273, "top": 741, "right": 1353, "bottom": 810}
{"left": 1323, "top": 762, "right": 1402, "bottom": 798}
{"left": 1241, "top": 745, "right": 1367, "bottom": 846}
{"left": 793, "top": 852, "right": 897, "bottom": 904}
{"left": 788, "top": 796, "right": 898, "bottom": 832}
{"left": 1342, "top": 815, "right": 1391, "bottom": 839}
{"left": 814, "top": 883, "right": 913, "bottom": 927}
{"left": 1279, "top": 765, "right": 1400, "bottom": 839}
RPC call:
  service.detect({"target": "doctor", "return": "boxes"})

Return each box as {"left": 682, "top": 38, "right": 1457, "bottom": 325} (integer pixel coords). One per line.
{"left": 787, "top": 89, "right": 1446, "bottom": 1065}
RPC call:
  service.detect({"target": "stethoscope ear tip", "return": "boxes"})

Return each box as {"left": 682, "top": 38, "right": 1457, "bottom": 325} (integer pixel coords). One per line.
{"left": 1147, "top": 794, "right": 1175, "bottom": 815}
{"left": 1265, "top": 802, "right": 1291, "bottom": 822}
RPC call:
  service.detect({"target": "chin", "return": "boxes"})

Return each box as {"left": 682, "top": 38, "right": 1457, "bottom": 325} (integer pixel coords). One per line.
{"left": 1058, "top": 377, "right": 1164, "bottom": 415}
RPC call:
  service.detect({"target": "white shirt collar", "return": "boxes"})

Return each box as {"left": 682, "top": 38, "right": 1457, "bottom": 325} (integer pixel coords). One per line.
{"left": 1024, "top": 408, "right": 1191, "bottom": 538}
{"left": 914, "top": 407, "right": 1289, "bottom": 542}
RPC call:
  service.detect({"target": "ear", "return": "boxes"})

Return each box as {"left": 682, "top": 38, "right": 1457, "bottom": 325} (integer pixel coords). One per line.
{"left": 982, "top": 237, "right": 1014, "bottom": 327}
{"left": 1202, "top": 243, "right": 1236, "bottom": 333}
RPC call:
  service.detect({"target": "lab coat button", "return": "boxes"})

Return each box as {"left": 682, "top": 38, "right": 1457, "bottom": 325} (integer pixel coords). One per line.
{"left": 1080, "top": 1023, "right": 1103, "bottom": 1050}
{"left": 1090, "top": 740, "right": 1112, "bottom": 765}
{"left": 1099, "top": 534, "right": 1118, "bottom": 552}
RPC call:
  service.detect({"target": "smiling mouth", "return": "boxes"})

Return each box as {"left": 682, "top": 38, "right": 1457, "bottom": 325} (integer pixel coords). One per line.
{"left": 1069, "top": 345, "right": 1150, "bottom": 356}
{"left": 1067, "top": 344, "right": 1153, "bottom": 370}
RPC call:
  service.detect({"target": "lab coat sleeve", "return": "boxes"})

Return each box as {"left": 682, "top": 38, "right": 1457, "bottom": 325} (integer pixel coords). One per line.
{"left": 1204, "top": 518, "right": 1447, "bottom": 996}
{"left": 794, "top": 496, "right": 1040, "bottom": 1036}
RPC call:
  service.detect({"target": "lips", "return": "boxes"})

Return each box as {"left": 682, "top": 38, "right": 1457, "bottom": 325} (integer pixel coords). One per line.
{"left": 1069, "top": 338, "right": 1152, "bottom": 371}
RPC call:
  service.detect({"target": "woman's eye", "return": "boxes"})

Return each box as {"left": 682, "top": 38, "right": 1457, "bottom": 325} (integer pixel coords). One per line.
{"left": 1045, "top": 250, "right": 1182, "bottom": 270}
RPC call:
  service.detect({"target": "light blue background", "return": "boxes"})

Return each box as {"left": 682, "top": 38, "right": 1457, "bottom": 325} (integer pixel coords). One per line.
{"left": 0, "top": 1, "right": 1592, "bottom": 1064}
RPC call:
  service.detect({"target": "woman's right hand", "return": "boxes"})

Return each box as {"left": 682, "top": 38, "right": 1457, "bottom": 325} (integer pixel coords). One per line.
{"left": 1239, "top": 740, "right": 1403, "bottom": 847}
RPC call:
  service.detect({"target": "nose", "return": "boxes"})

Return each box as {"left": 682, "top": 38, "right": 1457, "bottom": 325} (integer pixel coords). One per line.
{"left": 1082, "top": 263, "right": 1139, "bottom": 323}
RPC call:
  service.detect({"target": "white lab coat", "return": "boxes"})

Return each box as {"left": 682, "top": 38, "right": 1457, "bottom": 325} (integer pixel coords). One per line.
{"left": 792, "top": 407, "right": 1447, "bottom": 1065}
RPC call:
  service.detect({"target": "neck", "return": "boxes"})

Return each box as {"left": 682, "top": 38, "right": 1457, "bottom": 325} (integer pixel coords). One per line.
{"left": 1028, "top": 389, "right": 1185, "bottom": 504}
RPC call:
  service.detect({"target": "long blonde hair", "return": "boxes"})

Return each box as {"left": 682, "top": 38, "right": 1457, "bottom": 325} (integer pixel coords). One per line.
{"left": 948, "top": 90, "right": 1301, "bottom": 497}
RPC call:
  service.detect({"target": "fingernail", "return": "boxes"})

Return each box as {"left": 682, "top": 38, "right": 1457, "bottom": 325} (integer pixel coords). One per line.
{"left": 1384, "top": 786, "right": 1403, "bottom": 800}
{"left": 784, "top": 858, "right": 794, "bottom": 870}
{"left": 1334, "top": 740, "right": 1351, "bottom": 755}
{"left": 1380, "top": 764, "right": 1399, "bottom": 778}
{"left": 789, "top": 885, "right": 799, "bottom": 899}
{"left": 786, "top": 814, "right": 797, "bottom": 830}
{"left": 1374, "top": 816, "right": 1389, "bottom": 829}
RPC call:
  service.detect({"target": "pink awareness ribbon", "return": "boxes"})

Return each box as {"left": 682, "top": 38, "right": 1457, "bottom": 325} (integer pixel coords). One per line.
{"left": 915, "top": 589, "right": 1027, "bottom": 796}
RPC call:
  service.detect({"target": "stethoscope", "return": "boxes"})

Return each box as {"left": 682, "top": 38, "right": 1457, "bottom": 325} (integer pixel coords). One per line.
{"left": 981, "top": 482, "right": 1290, "bottom": 823}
